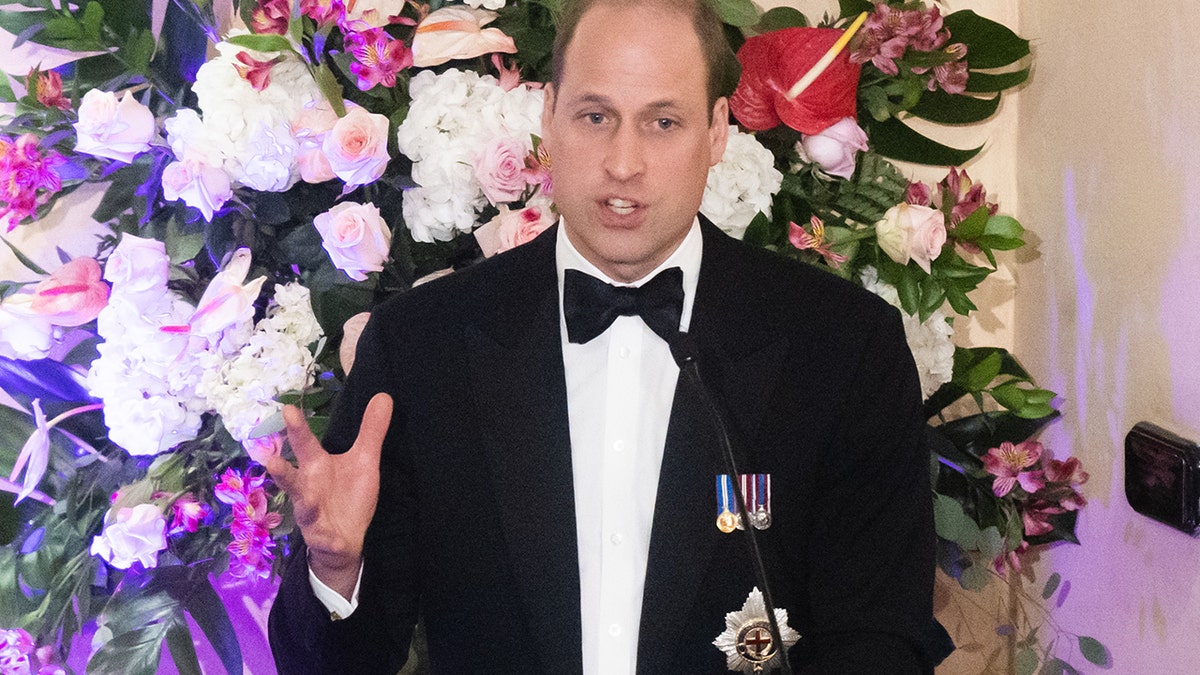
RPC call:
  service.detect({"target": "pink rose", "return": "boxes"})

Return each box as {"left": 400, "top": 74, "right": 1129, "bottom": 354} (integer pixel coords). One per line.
{"left": 89, "top": 503, "right": 168, "bottom": 569}
{"left": 474, "top": 201, "right": 556, "bottom": 257}
{"left": 313, "top": 201, "right": 392, "bottom": 281}
{"left": 73, "top": 90, "right": 155, "bottom": 163}
{"left": 473, "top": 137, "right": 531, "bottom": 206}
{"left": 29, "top": 257, "right": 110, "bottom": 326}
{"left": 874, "top": 202, "right": 946, "bottom": 273}
{"left": 290, "top": 100, "right": 340, "bottom": 184}
{"left": 162, "top": 160, "right": 233, "bottom": 222}
{"left": 104, "top": 234, "right": 170, "bottom": 310}
{"left": 411, "top": 6, "right": 518, "bottom": 68}
{"left": 799, "top": 117, "right": 868, "bottom": 180}
{"left": 322, "top": 107, "right": 390, "bottom": 186}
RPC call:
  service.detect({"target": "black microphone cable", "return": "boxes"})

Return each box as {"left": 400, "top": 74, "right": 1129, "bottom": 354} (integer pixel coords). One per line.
{"left": 670, "top": 332, "right": 794, "bottom": 675}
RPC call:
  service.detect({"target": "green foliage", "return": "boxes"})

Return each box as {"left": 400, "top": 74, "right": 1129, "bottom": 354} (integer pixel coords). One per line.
{"left": 1078, "top": 635, "right": 1110, "bottom": 667}
{"left": 1041, "top": 572, "right": 1061, "bottom": 600}
{"left": 868, "top": 116, "right": 984, "bottom": 166}
{"left": 752, "top": 7, "right": 807, "bottom": 32}
{"left": 712, "top": 0, "right": 760, "bottom": 27}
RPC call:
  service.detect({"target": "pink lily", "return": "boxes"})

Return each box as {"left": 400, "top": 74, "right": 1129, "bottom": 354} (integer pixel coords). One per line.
{"left": 982, "top": 440, "right": 1046, "bottom": 497}
{"left": 346, "top": 27, "right": 413, "bottom": 90}
{"left": 788, "top": 217, "right": 848, "bottom": 269}
{"left": 234, "top": 52, "right": 285, "bottom": 92}
{"left": 7, "top": 400, "right": 104, "bottom": 504}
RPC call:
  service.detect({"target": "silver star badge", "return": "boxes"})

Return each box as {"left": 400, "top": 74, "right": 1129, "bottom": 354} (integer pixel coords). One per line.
{"left": 712, "top": 587, "right": 801, "bottom": 673}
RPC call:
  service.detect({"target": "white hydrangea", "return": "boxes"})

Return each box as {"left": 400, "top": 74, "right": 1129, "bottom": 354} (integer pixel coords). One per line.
{"left": 859, "top": 267, "right": 955, "bottom": 399}
{"left": 196, "top": 283, "right": 324, "bottom": 441}
{"left": 184, "top": 38, "right": 323, "bottom": 191}
{"left": 464, "top": 0, "right": 506, "bottom": 9}
{"left": 88, "top": 289, "right": 210, "bottom": 456}
{"left": 396, "top": 69, "right": 544, "bottom": 242}
{"left": 700, "top": 127, "right": 783, "bottom": 239}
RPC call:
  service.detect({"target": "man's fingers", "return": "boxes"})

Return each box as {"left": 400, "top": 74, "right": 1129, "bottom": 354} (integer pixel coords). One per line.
{"left": 353, "top": 393, "right": 394, "bottom": 458}
{"left": 263, "top": 454, "right": 295, "bottom": 494}
{"left": 282, "top": 404, "right": 323, "bottom": 465}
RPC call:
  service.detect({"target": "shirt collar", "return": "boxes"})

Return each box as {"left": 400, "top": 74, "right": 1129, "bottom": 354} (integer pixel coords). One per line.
{"left": 555, "top": 217, "right": 702, "bottom": 332}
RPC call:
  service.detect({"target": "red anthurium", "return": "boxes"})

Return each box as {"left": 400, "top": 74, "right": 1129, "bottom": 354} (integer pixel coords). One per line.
{"left": 730, "top": 27, "right": 861, "bottom": 135}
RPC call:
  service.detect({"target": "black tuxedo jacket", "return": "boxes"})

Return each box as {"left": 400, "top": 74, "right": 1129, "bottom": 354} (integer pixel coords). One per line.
{"left": 269, "top": 220, "right": 935, "bottom": 674}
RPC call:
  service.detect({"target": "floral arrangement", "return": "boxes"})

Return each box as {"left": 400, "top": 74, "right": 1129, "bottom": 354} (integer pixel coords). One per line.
{"left": 0, "top": 0, "right": 1107, "bottom": 673}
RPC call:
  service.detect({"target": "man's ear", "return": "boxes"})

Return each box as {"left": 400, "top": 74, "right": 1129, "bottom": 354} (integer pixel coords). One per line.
{"left": 540, "top": 84, "right": 558, "bottom": 151}
{"left": 708, "top": 96, "right": 730, "bottom": 166}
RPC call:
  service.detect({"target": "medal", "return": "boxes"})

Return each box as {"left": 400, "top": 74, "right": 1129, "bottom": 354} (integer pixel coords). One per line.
{"left": 751, "top": 473, "right": 771, "bottom": 531}
{"left": 713, "top": 587, "right": 801, "bottom": 673}
{"left": 716, "top": 475, "right": 738, "bottom": 533}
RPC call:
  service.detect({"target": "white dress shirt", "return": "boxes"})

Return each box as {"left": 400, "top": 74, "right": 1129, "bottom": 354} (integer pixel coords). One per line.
{"left": 310, "top": 219, "right": 703, "bottom": 675}
{"left": 557, "top": 220, "right": 701, "bottom": 675}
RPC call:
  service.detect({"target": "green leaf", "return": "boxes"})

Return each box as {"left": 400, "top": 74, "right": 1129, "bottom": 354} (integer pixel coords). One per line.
{"left": 943, "top": 10, "right": 1030, "bottom": 69}
{"left": 976, "top": 215, "right": 1025, "bottom": 251}
{"left": 92, "top": 163, "right": 152, "bottom": 224}
{"left": 123, "top": 29, "right": 156, "bottom": 75}
{"left": 954, "top": 206, "right": 990, "bottom": 241}
{"left": 838, "top": 0, "right": 873, "bottom": 17}
{"left": 966, "top": 68, "right": 1030, "bottom": 94}
{"left": 937, "top": 411, "right": 1060, "bottom": 461}
{"left": 0, "top": 11, "right": 51, "bottom": 45}
{"left": 712, "top": 0, "right": 759, "bottom": 27}
{"left": 0, "top": 73, "right": 15, "bottom": 103}
{"left": 934, "top": 493, "right": 980, "bottom": 550}
{"left": 226, "top": 33, "right": 295, "bottom": 54}
{"left": 962, "top": 351, "right": 1002, "bottom": 391}
{"left": 1041, "top": 572, "right": 1061, "bottom": 600}
{"left": 165, "top": 620, "right": 202, "bottom": 675}
{"left": 977, "top": 525, "right": 1003, "bottom": 560}
{"left": 1078, "top": 635, "right": 1110, "bottom": 666}
{"left": 1014, "top": 647, "right": 1038, "bottom": 675}
{"left": 909, "top": 90, "right": 1000, "bottom": 125}
{"left": 313, "top": 62, "right": 347, "bottom": 117}
{"left": 868, "top": 117, "right": 983, "bottom": 166}
{"left": 753, "top": 6, "right": 807, "bottom": 32}
{"left": 177, "top": 577, "right": 243, "bottom": 675}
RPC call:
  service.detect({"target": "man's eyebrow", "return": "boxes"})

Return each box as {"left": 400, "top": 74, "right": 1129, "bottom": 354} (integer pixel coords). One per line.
{"left": 565, "top": 94, "right": 687, "bottom": 114}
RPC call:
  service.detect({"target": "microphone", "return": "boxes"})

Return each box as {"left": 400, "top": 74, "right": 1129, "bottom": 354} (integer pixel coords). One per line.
{"left": 669, "top": 332, "right": 794, "bottom": 675}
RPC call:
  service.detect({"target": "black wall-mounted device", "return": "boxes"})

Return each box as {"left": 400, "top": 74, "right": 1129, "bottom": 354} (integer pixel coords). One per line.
{"left": 1125, "top": 422, "right": 1200, "bottom": 534}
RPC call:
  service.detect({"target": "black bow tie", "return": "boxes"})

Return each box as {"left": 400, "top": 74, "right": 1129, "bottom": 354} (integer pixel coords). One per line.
{"left": 563, "top": 267, "right": 684, "bottom": 344}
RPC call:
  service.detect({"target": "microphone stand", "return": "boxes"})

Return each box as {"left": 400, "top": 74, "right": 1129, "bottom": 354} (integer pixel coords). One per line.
{"left": 671, "top": 333, "right": 794, "bottom": 675}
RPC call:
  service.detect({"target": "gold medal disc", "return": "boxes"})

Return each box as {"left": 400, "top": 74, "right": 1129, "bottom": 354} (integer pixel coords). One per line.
{"left": 717, "top": 509, "right": 738, "bottom": 533}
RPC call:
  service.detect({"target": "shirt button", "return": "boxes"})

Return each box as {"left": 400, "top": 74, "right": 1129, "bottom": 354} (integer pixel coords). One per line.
{"left": 618, "top": 346, "right": 631, "bottom": 359}
{"left": 610, "top": 532, "right": 624, "bottom": 545}
{"left": 613, "top": 440, "right": 626, "bottom": 452}
{"left": 608, "top": 624, "right": 621, "bottom": 637}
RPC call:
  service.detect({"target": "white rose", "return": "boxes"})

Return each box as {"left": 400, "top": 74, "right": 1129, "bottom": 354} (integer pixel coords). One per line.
{"left": 104, "top": 234, "right": 170, "bottom": 299}
{"left": 0, "top": 294, "right": 54, "bottom": 359}
{"left": 89, "top": 504, "right": 168, "bottom": 569}
{"left": 73, "top": 90, "right": 155, "bottom": 163}
{"left": 162, "top": 160, "right": 233, "bottom": 222}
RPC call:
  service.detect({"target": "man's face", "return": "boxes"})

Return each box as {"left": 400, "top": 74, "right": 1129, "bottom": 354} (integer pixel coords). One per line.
{"left": 541, "top": 3, "right": 729, "bottom": 283}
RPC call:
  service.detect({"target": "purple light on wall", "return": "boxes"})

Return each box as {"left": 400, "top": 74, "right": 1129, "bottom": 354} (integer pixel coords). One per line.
{"left": 1158, "top": 172, "right": 1200, "bottom": 431}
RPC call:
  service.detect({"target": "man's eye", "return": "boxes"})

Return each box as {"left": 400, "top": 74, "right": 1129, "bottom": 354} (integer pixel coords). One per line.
{"left": 586, "top": 113, "right": 605, "bottom": 124}
{"left": 656, "top": 118, "right": 677, "bottom": 130}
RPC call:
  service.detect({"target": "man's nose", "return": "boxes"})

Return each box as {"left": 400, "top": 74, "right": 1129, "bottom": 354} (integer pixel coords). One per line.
{"left": 602, "top": 123, "right": 645, "bottom": 181}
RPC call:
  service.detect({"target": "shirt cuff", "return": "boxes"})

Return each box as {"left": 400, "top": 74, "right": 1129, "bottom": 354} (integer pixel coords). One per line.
{"left": 308, "top": 561, "right": 363, "bottom": 621}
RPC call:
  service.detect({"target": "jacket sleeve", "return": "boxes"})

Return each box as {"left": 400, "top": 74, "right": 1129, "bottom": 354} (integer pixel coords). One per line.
{"left": 269, "top": 310, "right": 420, "bottom": 675}
{"left": 799, "top": 304, "right": 936, "bottom": 674}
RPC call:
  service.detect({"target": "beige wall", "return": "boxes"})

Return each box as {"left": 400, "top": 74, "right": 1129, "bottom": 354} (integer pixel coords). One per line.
{"left": 1015, "top": 1, "right": 1200, "bottom": 672}
{"left": 769, "top": 1, "right": 1200, "bottom": 671}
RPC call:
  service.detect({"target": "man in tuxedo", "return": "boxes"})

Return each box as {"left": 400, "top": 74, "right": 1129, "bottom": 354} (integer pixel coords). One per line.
{"left": 266, "top": 0, "right": 936, "bottom": 673}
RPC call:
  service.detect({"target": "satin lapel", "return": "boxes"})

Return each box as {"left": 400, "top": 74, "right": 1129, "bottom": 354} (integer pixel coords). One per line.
{"left": 637, "top": 221, "right": 789, "bottom": 673}
{"left": 465, "top": 232, "right": 584, "bottom": 674}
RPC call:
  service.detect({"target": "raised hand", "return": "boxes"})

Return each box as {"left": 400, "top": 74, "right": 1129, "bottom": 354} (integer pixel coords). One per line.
{"left": 265, "top": 393, "right": 393, "bottom": 600}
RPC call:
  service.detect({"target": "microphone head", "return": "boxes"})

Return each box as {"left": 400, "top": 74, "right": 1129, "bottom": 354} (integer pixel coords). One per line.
{"left": 670, "top": 332, "right": 699, "bottom": 367}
